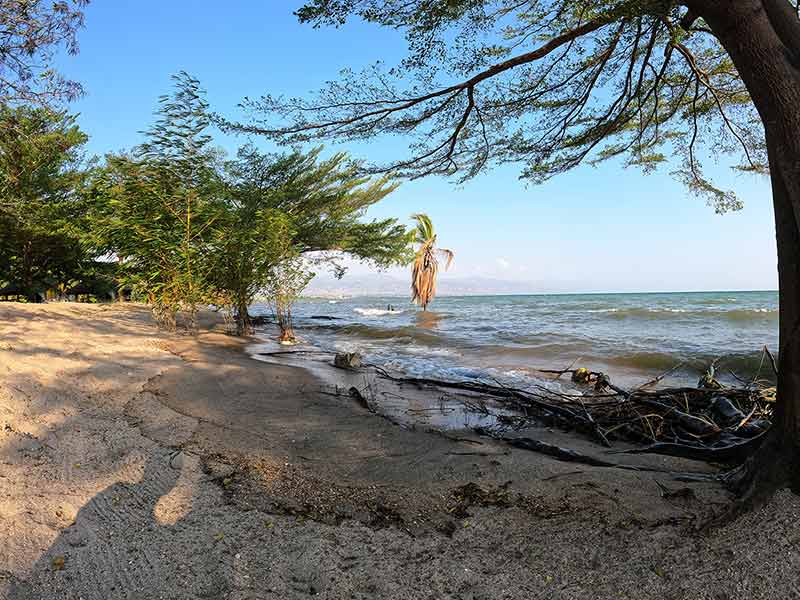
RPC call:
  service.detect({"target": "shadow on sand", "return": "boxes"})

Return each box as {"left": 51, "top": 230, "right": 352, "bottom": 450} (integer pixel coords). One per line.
{"left": 6, "top": 450, "right": 228, "bottom": 599}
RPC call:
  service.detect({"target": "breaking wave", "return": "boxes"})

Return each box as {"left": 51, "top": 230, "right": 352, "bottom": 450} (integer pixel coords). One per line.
{"left": 354, "top": 307, "right": 405, "bottom": 317}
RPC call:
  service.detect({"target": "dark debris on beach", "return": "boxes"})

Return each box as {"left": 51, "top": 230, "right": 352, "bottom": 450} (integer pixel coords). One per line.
{"left": 365, "top": 355, "right": 776, "bottom": 467}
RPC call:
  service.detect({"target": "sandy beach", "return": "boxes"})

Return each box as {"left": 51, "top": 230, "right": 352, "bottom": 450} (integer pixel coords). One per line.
{"left": 1, "top": 303, "right": 799, "bottom": 599}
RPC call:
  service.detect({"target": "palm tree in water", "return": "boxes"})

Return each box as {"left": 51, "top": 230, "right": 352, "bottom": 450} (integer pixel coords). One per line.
{"left": 410, "top": 213, "right": 453, "bottom": 311}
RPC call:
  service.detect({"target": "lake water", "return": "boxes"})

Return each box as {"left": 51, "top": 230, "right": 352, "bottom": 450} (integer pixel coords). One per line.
{"left": 252, "top": 291, "right": 779, "bottom": 389}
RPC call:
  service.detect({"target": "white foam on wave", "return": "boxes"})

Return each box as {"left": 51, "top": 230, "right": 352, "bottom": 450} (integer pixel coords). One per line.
{"left": 402, "top": 344, "right": 457, "bottom": 357}
{"left": 354, "top": 307, "right": 404, "bottom": 317}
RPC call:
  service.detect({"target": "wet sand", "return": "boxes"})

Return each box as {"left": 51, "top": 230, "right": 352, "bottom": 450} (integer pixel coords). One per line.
{"left": 1, "top": 303, "right": 798, "bottom": 599}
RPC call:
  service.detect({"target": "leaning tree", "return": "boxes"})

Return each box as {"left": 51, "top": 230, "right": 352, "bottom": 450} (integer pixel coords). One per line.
{"left": 226, "top": 0, "right": 800, "bottom": 499}
{"left": 215, "top": 144, "right": 411, "bottom": 335}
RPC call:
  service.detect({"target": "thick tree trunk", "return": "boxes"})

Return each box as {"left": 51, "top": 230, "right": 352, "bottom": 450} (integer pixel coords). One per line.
{"left": 698, "top": 0, "right": 800, "bottom": 492}
{"left": 762, "top": 150, "right": 800, "bottom": 489}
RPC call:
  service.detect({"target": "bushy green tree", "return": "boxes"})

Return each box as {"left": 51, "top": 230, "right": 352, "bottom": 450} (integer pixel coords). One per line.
{"left": 0, "top": 104, "right": 91, "bottom": 301}
{"left": 87, "top": 73, "right": 226, "bottom": 329}
{"left": 88, "top": 74, "right": 412, "bottom": 334}
{"left": 213, "top": 144, "right": 411, "bottom": 334}
{"left": 212, "top": 150, "right": 294, "bottom": 334}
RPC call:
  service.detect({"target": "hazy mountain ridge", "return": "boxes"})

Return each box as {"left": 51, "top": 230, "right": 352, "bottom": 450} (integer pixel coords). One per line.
{"left": 304, "top": 272, "right": 544, "bottom": 297}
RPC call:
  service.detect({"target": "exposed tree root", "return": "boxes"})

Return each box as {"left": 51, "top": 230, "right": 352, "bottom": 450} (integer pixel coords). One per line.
{"left": 695, "top": 432, "right": 799, "bottom": 531}
{"left": 616, "top": 434, "right": 767, "bottom": 463}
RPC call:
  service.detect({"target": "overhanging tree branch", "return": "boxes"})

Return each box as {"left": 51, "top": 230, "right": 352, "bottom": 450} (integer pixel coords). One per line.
{"left": 229, "top": 8, "right": 626, "bottom": 139}
{"left": 228, "top": 1, "right": 766, "bottom": 210}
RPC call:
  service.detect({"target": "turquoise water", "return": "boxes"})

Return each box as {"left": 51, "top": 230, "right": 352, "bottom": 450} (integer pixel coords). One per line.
{"left": 253, "top": 291, "right": 779, "bottom": 388}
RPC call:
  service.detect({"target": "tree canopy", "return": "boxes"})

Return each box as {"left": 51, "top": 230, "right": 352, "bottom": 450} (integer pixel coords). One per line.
{"left": 215, "top": 143, "right": 410, "bottom": 333}
{"left": 0, "top": 103, "right": 92, "bottom": 300}
{"left": 86, "top": 73, "right": 412, "bottom": 332}
{"left": 0, "top": 0, "right": 89, "bottom": 105}
{"left": 229, "top": 0, "right": 777, "bottom": 213}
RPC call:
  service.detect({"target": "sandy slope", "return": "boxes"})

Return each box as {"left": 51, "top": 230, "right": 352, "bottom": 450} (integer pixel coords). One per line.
{"left": 0, "top": 303, "right": 798, "bottom": 600}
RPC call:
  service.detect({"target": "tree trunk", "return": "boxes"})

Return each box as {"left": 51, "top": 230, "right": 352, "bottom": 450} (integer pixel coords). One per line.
{"left": 760, "top": 147, "right": 800, "bottom": 490}
{"left": 278, "top": 324, "right": 296, "bottom": 343}
{"left": 698, "top": 0, "right": 800, "bottom": 492}
{"left": 235, "top": 296, "right": 252, "bottom": 336}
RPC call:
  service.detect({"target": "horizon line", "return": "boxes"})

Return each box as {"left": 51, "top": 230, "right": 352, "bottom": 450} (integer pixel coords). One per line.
{"left": 298, "top": 289, "right": 779, "bottom": 299}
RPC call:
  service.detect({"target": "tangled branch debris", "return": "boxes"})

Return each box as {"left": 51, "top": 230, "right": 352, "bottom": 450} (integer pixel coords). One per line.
{"left": 369, "top": 361, "right": 775, "bottom": 465}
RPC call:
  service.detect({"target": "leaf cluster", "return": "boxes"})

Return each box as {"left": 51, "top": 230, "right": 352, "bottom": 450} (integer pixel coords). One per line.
{"left": 0, "top": 0, "right": 89, "bottom": 106}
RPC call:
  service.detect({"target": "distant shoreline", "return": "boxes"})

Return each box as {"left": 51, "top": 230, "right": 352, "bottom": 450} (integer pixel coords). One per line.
{"left": 299, "top": 288, "right": 779, "bottom": 300}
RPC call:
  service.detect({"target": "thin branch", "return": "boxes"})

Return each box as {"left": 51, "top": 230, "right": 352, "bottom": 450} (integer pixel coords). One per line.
{"left": 235, "top": 11, "right": 625, "bottom": 138}
{"left": 673, "top": 41, "right": 757, "bottom": 170}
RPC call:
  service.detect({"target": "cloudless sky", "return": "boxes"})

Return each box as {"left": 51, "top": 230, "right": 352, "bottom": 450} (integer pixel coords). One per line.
{"left": 56, "top": 1, "right": 778, "bottom": 293}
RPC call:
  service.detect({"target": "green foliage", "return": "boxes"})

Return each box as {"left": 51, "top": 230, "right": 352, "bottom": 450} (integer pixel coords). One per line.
{"left": 86, "top": 74, "right": 412, "bottom": 334}
{"left": 87, "top": 73, "right": 225, "bottom": 330}
{"left": 0, "top": 103, "right": 95, "bottom": 300}
{"left": 211, "top": 147, "right": 295, "bottom": 334}
{"left": 0, "top": 105, "right": 87, "bottom": 204}
{"left": 262, "top": 257, "right": 315, "bottom": 342}
{"left": 212, "top": 144, "right": 411, "bottom": 334}
{"left": 410, "top": 212, "right": 435, "bottom": 245}
{"left": 236, "top": 0, "right": 770, "bottom": 212}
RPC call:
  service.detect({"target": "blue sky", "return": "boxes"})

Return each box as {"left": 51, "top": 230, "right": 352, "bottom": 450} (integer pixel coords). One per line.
{"left": 57, "top": 1, "right": 777, "bottom": 293}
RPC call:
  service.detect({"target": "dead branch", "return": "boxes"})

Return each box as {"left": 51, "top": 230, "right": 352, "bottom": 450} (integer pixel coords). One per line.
{"left": 764, "top": 345, "right": 779, "bottom": 377}
{"left": 364, "top": 359, "right": 774, "bottom": 465}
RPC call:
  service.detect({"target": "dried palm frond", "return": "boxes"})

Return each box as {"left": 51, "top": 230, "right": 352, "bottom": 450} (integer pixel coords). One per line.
{"left": 410, "top": 214, "right": 453, "bottom": 310}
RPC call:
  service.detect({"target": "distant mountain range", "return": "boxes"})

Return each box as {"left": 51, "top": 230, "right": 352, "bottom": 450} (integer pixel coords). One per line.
{"left": 304, "top": 272, "right": 545, "bottom": 297}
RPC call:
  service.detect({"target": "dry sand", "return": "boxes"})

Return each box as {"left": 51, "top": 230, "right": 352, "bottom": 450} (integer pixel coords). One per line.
{"left": 0, "top": 302, "right": 798, "bottom": 599}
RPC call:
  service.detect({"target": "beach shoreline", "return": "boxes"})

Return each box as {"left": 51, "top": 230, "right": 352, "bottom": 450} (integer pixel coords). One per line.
{"left": 260, "top": 291, "right": 779, "bottom": 392}
{"left": 1, "top": 302, "right": 798, "bottom": 599}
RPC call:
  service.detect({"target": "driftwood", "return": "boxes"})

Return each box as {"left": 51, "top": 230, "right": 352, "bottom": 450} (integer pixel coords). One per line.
{"left": 474, "top": 428, "right": 681, "bottom": 473}
{"left": 616, "top": 434, "right": 766, "bottom": 463}
{"left": 476, "top": 428, "right": 618, "bottom": 467}
{"left": 368, "top": 361, "right": 775, "bottom": 465}
{"left": 348, "top": 386, "right": 375, "bottom": 413}
{"left": 764, "top": 345, "right": 779, "bottom": 377}
{"left": 257, "top": 350, "right": 330, "bottom": 357}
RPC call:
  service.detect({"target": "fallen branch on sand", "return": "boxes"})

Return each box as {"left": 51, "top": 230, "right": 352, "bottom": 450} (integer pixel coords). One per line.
{"left": 367, "top": 360, "right": 775, "bottom": 465}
